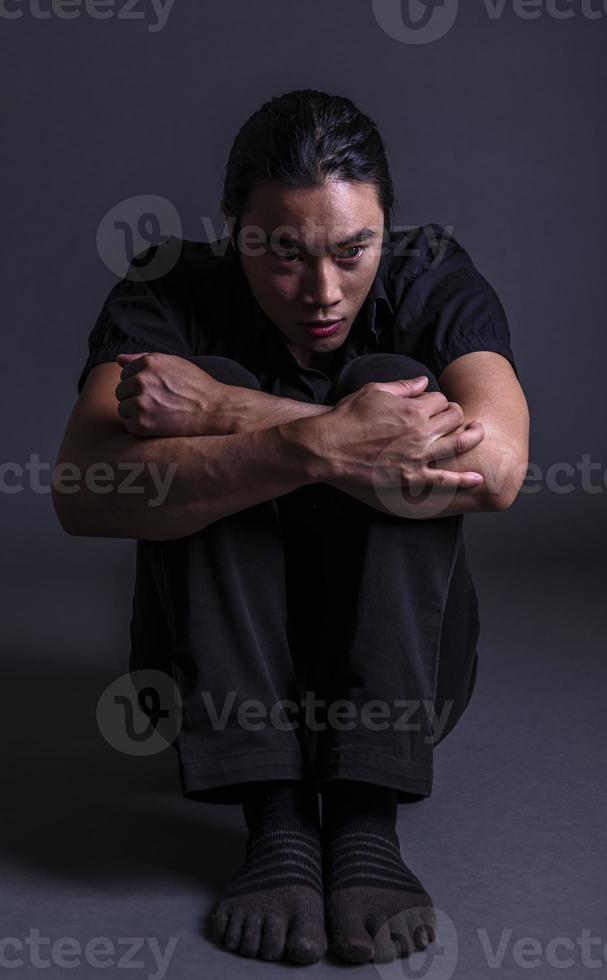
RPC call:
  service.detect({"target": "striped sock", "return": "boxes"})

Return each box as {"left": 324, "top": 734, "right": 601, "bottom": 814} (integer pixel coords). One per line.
{"left": 208, "top": 779, "right": 327, "bottom": 964}
{"left": 321, "top": 780, "right": 437, "bottom": 964}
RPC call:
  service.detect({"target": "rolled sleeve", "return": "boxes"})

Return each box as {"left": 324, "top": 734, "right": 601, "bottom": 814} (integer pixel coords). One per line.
{"left": 76, "top": 241, "right": 192, "bottom": 395}
{"left": 391, "top": 226, "right": 520, "bottom": 382}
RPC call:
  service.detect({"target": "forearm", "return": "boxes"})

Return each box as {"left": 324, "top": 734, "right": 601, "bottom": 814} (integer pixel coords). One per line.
{"left": 320, "top": 478, "right": 494, "bottom": 519}
{"left": 361, "top": 428, "right": 523, "bottom": 519}
{"left": 422, "top": 422, "right": 525, "bottom": 512}
{"left": 52, "top": 418, "right": 324, "bottom": 541}
{"left": 229, "top": 386, "right": 333, "bottom": 432}
{"left": 227, "top": 389, "right": 501, "bottom": 517}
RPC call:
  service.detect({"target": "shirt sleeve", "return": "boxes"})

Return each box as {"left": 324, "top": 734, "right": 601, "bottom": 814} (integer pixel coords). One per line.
{"left": 391, "top": 225, "right": 520, "bottom": 382}
{"left": 76, "top": 238, "right": 193, "bottom": 395}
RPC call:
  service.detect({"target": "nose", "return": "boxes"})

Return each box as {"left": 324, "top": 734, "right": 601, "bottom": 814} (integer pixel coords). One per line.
{"left": 303, "top": 257, "right": 343, "bottom": 310}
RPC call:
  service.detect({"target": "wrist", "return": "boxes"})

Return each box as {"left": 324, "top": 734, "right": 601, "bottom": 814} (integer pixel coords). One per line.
{"left": 276, "top": 413, "right": 336, "bottom": 484}
{"left": 202, "top": 384, "right": 252, "bottom": 436}
{"left": 219, "top": 385, "right": 334, "bottom": 435}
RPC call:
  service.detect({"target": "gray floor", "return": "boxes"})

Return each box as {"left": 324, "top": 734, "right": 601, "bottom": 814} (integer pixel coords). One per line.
{"left": 1, "top": 520, "right": 605, "bottom": 980}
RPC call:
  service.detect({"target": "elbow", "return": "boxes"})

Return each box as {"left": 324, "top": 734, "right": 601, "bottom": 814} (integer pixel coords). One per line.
{"left": 51, "top": 459, "right": 129, "bottom": 538}
{"left": 484, "top": 444, "right": 528, "bottom": 513}
{"left": 485, "top": 489, "right": 518, "bottom": 512}
{"left": 51, "top": 456, "right": 88, "bottom": 535}
{"left": 484, "top": 464, "right": 527, "bottom": 512}
{"left": 51, "top": 471, "right": 103, "bottom": 537}
{"left": 51, "top": 486, "right": 86, "bottom": 536}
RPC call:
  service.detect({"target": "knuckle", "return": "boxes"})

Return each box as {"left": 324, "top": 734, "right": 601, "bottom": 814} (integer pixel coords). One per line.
{"left": 448, "top": 401, "right": 464, "bottom": 424}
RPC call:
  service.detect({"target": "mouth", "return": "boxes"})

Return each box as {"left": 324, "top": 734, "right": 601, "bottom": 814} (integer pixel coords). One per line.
{"left": 301, "top": 318, "right": 344, "bottom": 338}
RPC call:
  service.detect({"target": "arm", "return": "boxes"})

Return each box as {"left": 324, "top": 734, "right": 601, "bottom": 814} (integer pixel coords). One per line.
{"left": 52, "top": 363, "right": 327, "bottom": 541}
{"left": 216, "top": 384, "right": 334, "bottom": 431}
{"left": 433, "top": 351, "right": 530, "bottom": 511}
{"left": 111, "top": 372, "right": 494, "bottom": 520}
{"left": 189, "top": 367, "right": 523, "bottom": 519}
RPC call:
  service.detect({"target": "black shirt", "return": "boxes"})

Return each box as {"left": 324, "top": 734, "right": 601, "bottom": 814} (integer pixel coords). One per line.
{"left": 76, "top": 224, "right": 519, "bottom": 402}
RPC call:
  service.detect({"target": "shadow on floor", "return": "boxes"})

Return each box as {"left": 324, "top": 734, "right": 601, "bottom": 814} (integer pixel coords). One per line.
{"left": 0, "top": 646, "right": 246, "bottom": 893}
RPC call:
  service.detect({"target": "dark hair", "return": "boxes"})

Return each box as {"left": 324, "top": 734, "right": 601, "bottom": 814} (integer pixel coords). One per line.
{"left": 221, "top": 89, "right": 395, "bottom": 246}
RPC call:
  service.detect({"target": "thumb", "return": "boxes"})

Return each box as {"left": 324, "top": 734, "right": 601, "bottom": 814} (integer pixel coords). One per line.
{"left": 375, "top": 376, "right": 429, "bottom": 397}
{"left": 116, "top": 351, "right": 151, "bottom": 362}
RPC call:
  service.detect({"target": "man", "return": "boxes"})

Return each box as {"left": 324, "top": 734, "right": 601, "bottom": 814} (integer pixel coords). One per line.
{"left": 53, "top": 89, "right": 529, "bottom": 966}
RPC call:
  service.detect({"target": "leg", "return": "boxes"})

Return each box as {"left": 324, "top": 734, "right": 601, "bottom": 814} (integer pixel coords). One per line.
{"left": 129, "top": 356, "right": 313, "bottom": 804}
{"left": 284, "top": 353, "right": 480, "bottom": 803}
{"left": 292, "top": 354, "right": 476, "bottom": 963}
{"left": 431, "top": 535, "right": 480, "bottom": 747}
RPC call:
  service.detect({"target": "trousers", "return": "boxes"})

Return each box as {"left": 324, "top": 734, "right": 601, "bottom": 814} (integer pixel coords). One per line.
{"left": 129, "top": 353, "right": 481, "bottom": 805}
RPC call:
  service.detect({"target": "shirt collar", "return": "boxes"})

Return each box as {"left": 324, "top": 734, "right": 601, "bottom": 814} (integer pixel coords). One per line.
{"left": 368, "top": 261, "right": 394, "bottom": 338}
{"left": 346, "top": 253, "right": 394, "bottom": 355}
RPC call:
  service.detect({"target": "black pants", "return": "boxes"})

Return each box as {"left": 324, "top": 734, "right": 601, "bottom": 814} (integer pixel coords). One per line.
{"left": 129, "top": 353, "right": 480, "bottom": 805}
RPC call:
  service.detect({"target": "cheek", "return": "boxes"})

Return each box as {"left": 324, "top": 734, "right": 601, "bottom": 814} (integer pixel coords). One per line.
{"left": 262, "top": 277, "right": 298, "bottom": 308}
{"left": 350, "top": 273, "right": 376, "bottom": 305}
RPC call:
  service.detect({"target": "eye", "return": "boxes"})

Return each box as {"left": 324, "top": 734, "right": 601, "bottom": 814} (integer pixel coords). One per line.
{"left": 334, "top": 246, "right": 365, "bottom": 262}
{"left": 272, "top": 250, "right": 300, "bottom": 263}
{"left": 272, "top": 246, "right": 365, "bottom": 264}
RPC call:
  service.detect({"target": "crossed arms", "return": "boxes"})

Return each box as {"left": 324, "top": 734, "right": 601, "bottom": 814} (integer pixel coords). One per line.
{"left": 52, "top": 350, "right": 529, "bottom": 540}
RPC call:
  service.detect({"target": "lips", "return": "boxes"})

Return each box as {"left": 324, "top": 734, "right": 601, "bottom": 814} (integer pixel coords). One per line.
{"left": 302, "top": 318, "right": 343, "bottom": 337}
{"left": 303, "top": 319, "right": 342, "bottom": 326}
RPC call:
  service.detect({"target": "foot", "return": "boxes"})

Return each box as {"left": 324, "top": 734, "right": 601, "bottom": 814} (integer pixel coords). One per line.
{"left": 208, "top": 779, "right": 327, "bottom": 964}
{"left": 321, "top": 780, "right": 437, "bottom": 964}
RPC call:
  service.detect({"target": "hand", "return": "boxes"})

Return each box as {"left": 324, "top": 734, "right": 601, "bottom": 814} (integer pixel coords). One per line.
{"left": 115, "top": 352, "right": 226, "bottom": 437}
{"left": 315, "top": 375, "right": 486, "bottom": 493}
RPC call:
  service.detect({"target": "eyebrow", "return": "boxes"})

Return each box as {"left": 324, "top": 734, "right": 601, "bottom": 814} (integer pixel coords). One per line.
{"left": 272, "top": 227, "right": 379, "bottom": 249}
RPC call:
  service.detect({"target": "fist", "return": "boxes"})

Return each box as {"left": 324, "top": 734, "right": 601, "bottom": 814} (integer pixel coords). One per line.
{"left": 115, "top": 351, "right": 224, "bottom": 437}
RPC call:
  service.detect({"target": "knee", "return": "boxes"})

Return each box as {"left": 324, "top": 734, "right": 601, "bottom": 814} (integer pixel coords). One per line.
{"left": 332, "top": 353, "right": 441, "bottom": 398}
{"left": 183, "top": 355, "right": 262, "bottom": 391}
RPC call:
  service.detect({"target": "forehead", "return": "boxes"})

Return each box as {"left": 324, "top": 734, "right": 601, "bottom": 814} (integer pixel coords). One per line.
{"left": 243, "top": 179, "right": 384, "bottom": 246}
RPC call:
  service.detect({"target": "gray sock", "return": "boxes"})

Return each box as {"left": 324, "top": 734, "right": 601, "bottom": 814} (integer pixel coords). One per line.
{"left": 321, "top": 780, "right": 436, "bottom": 964}
{"left": 208, "top": 779, "right": 327, "bottom": 964}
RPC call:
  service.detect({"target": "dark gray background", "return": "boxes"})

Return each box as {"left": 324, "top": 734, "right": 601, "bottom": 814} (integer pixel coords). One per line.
{"left": 2, "top": 3, "right": 605, "bottom": 978}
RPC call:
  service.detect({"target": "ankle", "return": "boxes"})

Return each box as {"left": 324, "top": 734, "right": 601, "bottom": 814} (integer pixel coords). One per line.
{"left": 242, "top": 779, "right": 319, "bottom": 834}
{"left": 320, "top": 780, "right": 398, "bottom": 837}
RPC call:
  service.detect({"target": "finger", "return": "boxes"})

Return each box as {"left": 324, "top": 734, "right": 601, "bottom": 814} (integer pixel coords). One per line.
{"left": 415, "top": 468, "right": 485, "bottom": 490}
{"left": 116, "top": 396, "right": 137, "bottom": 420}
{"left": 427, "top": 402, "right": 467, "bottom": 433}
{"left": 373, "top": 376, "right": 429, "bottom": 397}
{"left": 117, "top": 353, "right": 152, "bottom": 380}
{"left": 116, "top": 351, "right": 151, "bottom": 362}
{"left": 115, "top": 377, "right": 142, "bottom": 401}
{"left": 427, "top": 422, "right": 485, "bottom": 462}
{"left": 412, "top": 391, "right": 451, "bottom": 413}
